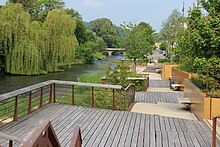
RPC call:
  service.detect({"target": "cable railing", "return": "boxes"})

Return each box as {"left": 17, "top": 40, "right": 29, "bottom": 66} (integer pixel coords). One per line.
{"left": 0, "top": 80, "right": 136, "bottom": 128}
{"left": 206, "top": 68, "right": 220, "bottom": 98}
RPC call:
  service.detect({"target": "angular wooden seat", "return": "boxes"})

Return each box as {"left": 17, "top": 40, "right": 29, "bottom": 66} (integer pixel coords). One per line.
{"left": 178, "top": 98, "right": 191, "bottom": 110}
{"left": 171, "top": 84, "right": 184, "bottom": 91}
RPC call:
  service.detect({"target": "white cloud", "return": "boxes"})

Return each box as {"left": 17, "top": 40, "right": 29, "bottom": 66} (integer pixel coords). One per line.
{"left": 82, "top": 0, "right": 104, "bottom": 8}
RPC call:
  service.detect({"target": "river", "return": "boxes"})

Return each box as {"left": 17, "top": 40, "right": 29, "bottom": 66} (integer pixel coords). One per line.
{"left": 0, "top": 55, "right": 124, "bottom": 95}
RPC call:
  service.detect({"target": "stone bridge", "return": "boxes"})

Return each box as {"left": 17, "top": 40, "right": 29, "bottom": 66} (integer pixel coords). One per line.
{"left": 106, "top": 48, "right": 126, "bottom": 56}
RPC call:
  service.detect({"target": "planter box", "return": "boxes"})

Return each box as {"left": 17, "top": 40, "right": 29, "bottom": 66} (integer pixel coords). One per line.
{"left": 184, "top": 79, "right": 220, "bottom": 120}
{"left": 162, "top": 64, "right": 178, "bottom": 80}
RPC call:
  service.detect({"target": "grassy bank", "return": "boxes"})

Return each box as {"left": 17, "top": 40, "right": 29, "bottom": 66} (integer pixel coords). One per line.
{"left": 79, "top": 72, "right": 105, "bottom": 83}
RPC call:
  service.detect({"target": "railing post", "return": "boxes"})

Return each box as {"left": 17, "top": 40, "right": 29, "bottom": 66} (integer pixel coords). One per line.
{"left": 92, "top": 87, "right": 94, "bottom": 108}
{"left": 9, "top": 140, "right": 13, "bottom": 147}
{"left": 40, "top": 87, "right": 43, "bottom": 108}
{"left": 112, "top": 89, "right": 115, "bottom": 110}
{"left": 28, "top": 91, "right": 32, "bottom": 114}
{"left": 49, "top": 84, "right": 52, "bottom": 103}
{"left": 72, "top": 85, "right": 74, "bottom": 105}
{"left": 206, "top": 68, "right": 209, "bottom": 97}
{"left": 213, "top": 116, "right": 217, "bottom": 147}
{"left": 53, "top": 83, "right": 56, "bottom": 103}
{"left": 119, "top": 89, "right": 122, "bottom": 111}
{"left": 13, "top": 96, "right": 18, "bottom": 122}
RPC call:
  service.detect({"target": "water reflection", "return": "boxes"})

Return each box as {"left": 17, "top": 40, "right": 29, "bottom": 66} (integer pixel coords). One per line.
{"left": 0, "top": 55, "right": 124, "bottom": 94}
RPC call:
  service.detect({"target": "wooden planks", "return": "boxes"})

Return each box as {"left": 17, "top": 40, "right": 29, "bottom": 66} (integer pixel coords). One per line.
{"left": 135, "top": 91, "right": 183, "bottom": 103}
{"left": 0, "top": 104, "right": 219, "bottom": 147}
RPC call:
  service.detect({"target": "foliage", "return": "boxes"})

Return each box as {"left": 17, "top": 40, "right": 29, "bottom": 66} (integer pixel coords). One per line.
{"left": 43, "top": 9, "right": 77, "bottom": 71}
{"left": 160, "top": 9, "right": 185, "bottom": 63}
{"left": 101, "top": 60, "right": 130, "bottom": 87}
{"left": 90, "top": 18, "right": 120, "bottom": 48}
{"left": 122, "top": 22, "right": 155, "bottom": 71}
{"left": 34, "top": 0, "right": 64, "bottom": 21}
{"left": 9, "top": 0, "right": 37, "bottom": 14}
{"left": 75, "top": 41, "right": 96, "bottom": 63}
{"left": 0, "top": 3, "right": 77, "bottom": 75}
{"left": 100, "top": 60, "right": 143, "bottom": 91}
{"left": 158, "top": 58, "right": 170, "bottom": 63}
{"left": 160, "top": 42, "right": 168, "bottom": 51}
{"left": 65, "top": 8, "right": 88, "bottom": 45}
{"left": 76, "top": 39, "right": 106, "bottom": 63}
{"left": 189, "top": 57, "right": 220, "bottom": 92}
{"left": 178, "top": 1, "right": 220, "bottom": 71}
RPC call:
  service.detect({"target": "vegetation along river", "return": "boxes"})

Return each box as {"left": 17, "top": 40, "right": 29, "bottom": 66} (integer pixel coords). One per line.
{"left": 0, "top": 55, "right": 124, "bottom": 95}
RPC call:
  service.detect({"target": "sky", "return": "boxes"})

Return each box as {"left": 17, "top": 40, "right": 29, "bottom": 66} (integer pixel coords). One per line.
{"left": 0, "top": 0, "right": 197, "bottom": 32}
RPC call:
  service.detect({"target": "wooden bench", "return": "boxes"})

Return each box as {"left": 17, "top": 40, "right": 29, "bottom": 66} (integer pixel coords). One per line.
{"left": 171, "top": 84, "right": 184, "bottom": 91}
{"left": 178, "top": 98, "right": 191, "bottom": 110}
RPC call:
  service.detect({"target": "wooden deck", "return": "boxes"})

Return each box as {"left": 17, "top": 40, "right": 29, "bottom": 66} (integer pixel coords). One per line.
{"left": 149, "top": 80, "right": 170, "bottom": 88}
{"left": 135, "top": 92, "right": 183, "bottom": 103}
{"left": 0, "top": 104, "right": 219, "bottom": 147}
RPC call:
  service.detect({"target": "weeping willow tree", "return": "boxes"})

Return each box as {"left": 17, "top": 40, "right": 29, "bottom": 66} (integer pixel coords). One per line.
{"left": 0, "top": 3, "right": 43, "bottom": 75}
{"left": 0, "top": 4, "right": 78, "bottom": 75}
{"left": 43, "top": 9, "right": 78, "bottom": 72}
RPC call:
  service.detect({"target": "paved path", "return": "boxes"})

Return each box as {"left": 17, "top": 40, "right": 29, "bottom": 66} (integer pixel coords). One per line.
{"left": 0, "top": 104, "right": 218, "bottom": 147}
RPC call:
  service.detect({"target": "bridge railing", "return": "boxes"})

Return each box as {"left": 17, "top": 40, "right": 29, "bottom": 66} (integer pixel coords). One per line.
{"left": 0, "top": 80, "right": 134, "bottom": 128}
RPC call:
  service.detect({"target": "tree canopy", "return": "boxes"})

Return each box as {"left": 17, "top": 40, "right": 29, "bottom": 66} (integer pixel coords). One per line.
{"left": 159, "top": 9, "right": 185, "bottom": 63}
{"left": 90, "top": 18, "right": 120, "bottom": 48}
{"left": 177, "top": 0, "right": 220, "bottom": 71}
{"left": 0, "top": 3, "right": 77, "bottom": 75}
{"left": 122, "top": 22, "right": 155, "bottom": 71}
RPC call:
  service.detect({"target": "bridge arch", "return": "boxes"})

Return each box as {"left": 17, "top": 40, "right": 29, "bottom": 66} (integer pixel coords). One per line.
{"left": 106, "top": 48, "right": 126, "bottom": 56}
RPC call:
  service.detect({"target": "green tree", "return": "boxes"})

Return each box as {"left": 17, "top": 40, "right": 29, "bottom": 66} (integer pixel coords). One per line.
{"left": 122, "top": 22, "right": 155, "bottom": 71}
{"left": 160, "top": 42, "right": 168, "bottom": 51}
{"left": 0, "top": 3, "right": 42, "bottom": 75}
{"left": 65, "top": 8, "right": 88, "bottom": 44}
{"left": 33, "top": 0, "right": 64, "bottom": 21}
{"left": 43, "top": 9, "right": 77, "bottom": 71}
{"left": 178, "top": 0, "right": 220, "bottom": 71}
{"left": 90, "top": 18, "right": 119, "bottom": 48}
{"left": 75, "top": 41, "right": 96, "bottom": 63}
{"left": 101, "top": 60, "right": 130, "bottom": 87}
{"left": 160, "top": 9, "right": 185, "bottom": 63}
{"left": 8, "top": 0, "right": 37, "bottom": 14}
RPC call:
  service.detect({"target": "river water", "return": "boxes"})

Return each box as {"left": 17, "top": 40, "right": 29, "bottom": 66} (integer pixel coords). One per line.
{"left": 0, "top": 55, "right": 124, "bottom": 95}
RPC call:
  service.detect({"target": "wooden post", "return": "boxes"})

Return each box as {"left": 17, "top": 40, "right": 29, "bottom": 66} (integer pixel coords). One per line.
{"left": 13, "top": 96, "right": 18, "bottom": 122}
{"left": 40, "top": 87, "right": 43, "bottom": 108}
{"left": 92, "top": 87, "right": 94, "bottom": 108}
{"left": 9, "top": 140, "right": 13, "bottom": 147}
{"left": 112, "top": 89, "right": 115, "bottom": 110}
{"left": 72, "top": 85, "right": 74, "bottom": 105}
{"left": 28, "top": 91, "right": 32, "bottom": 114}
{"left": 49, "top": 84, "right": 52, "bottom": 103}
{"left": 53, "top": 83, "right": 56, "bottom": 103}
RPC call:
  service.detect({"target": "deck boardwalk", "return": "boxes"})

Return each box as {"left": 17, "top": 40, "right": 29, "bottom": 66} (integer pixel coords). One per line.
{"left": 149, "top": 80, "right": 170, "bottom": 88}
{"left": 135, "top": 91, "right": 183, "bottom": 103}
{"left": 0, "top": 104, "right": 219, "bottom": 147}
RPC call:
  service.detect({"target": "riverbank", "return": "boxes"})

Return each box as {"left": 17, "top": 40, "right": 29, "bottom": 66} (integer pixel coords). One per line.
{"left": 0, "top": 55, "right": 124, "bottom": 95}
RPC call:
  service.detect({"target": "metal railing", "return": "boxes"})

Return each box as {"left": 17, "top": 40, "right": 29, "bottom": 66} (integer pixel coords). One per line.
{"left": 206, "top": 68, "right": 220, "bottom": 98}
{"left": 212, "top": 116, "right": 220, "bottom": 147}
{"left": 0, "top": 80, "right": 135, "bottom": 128}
